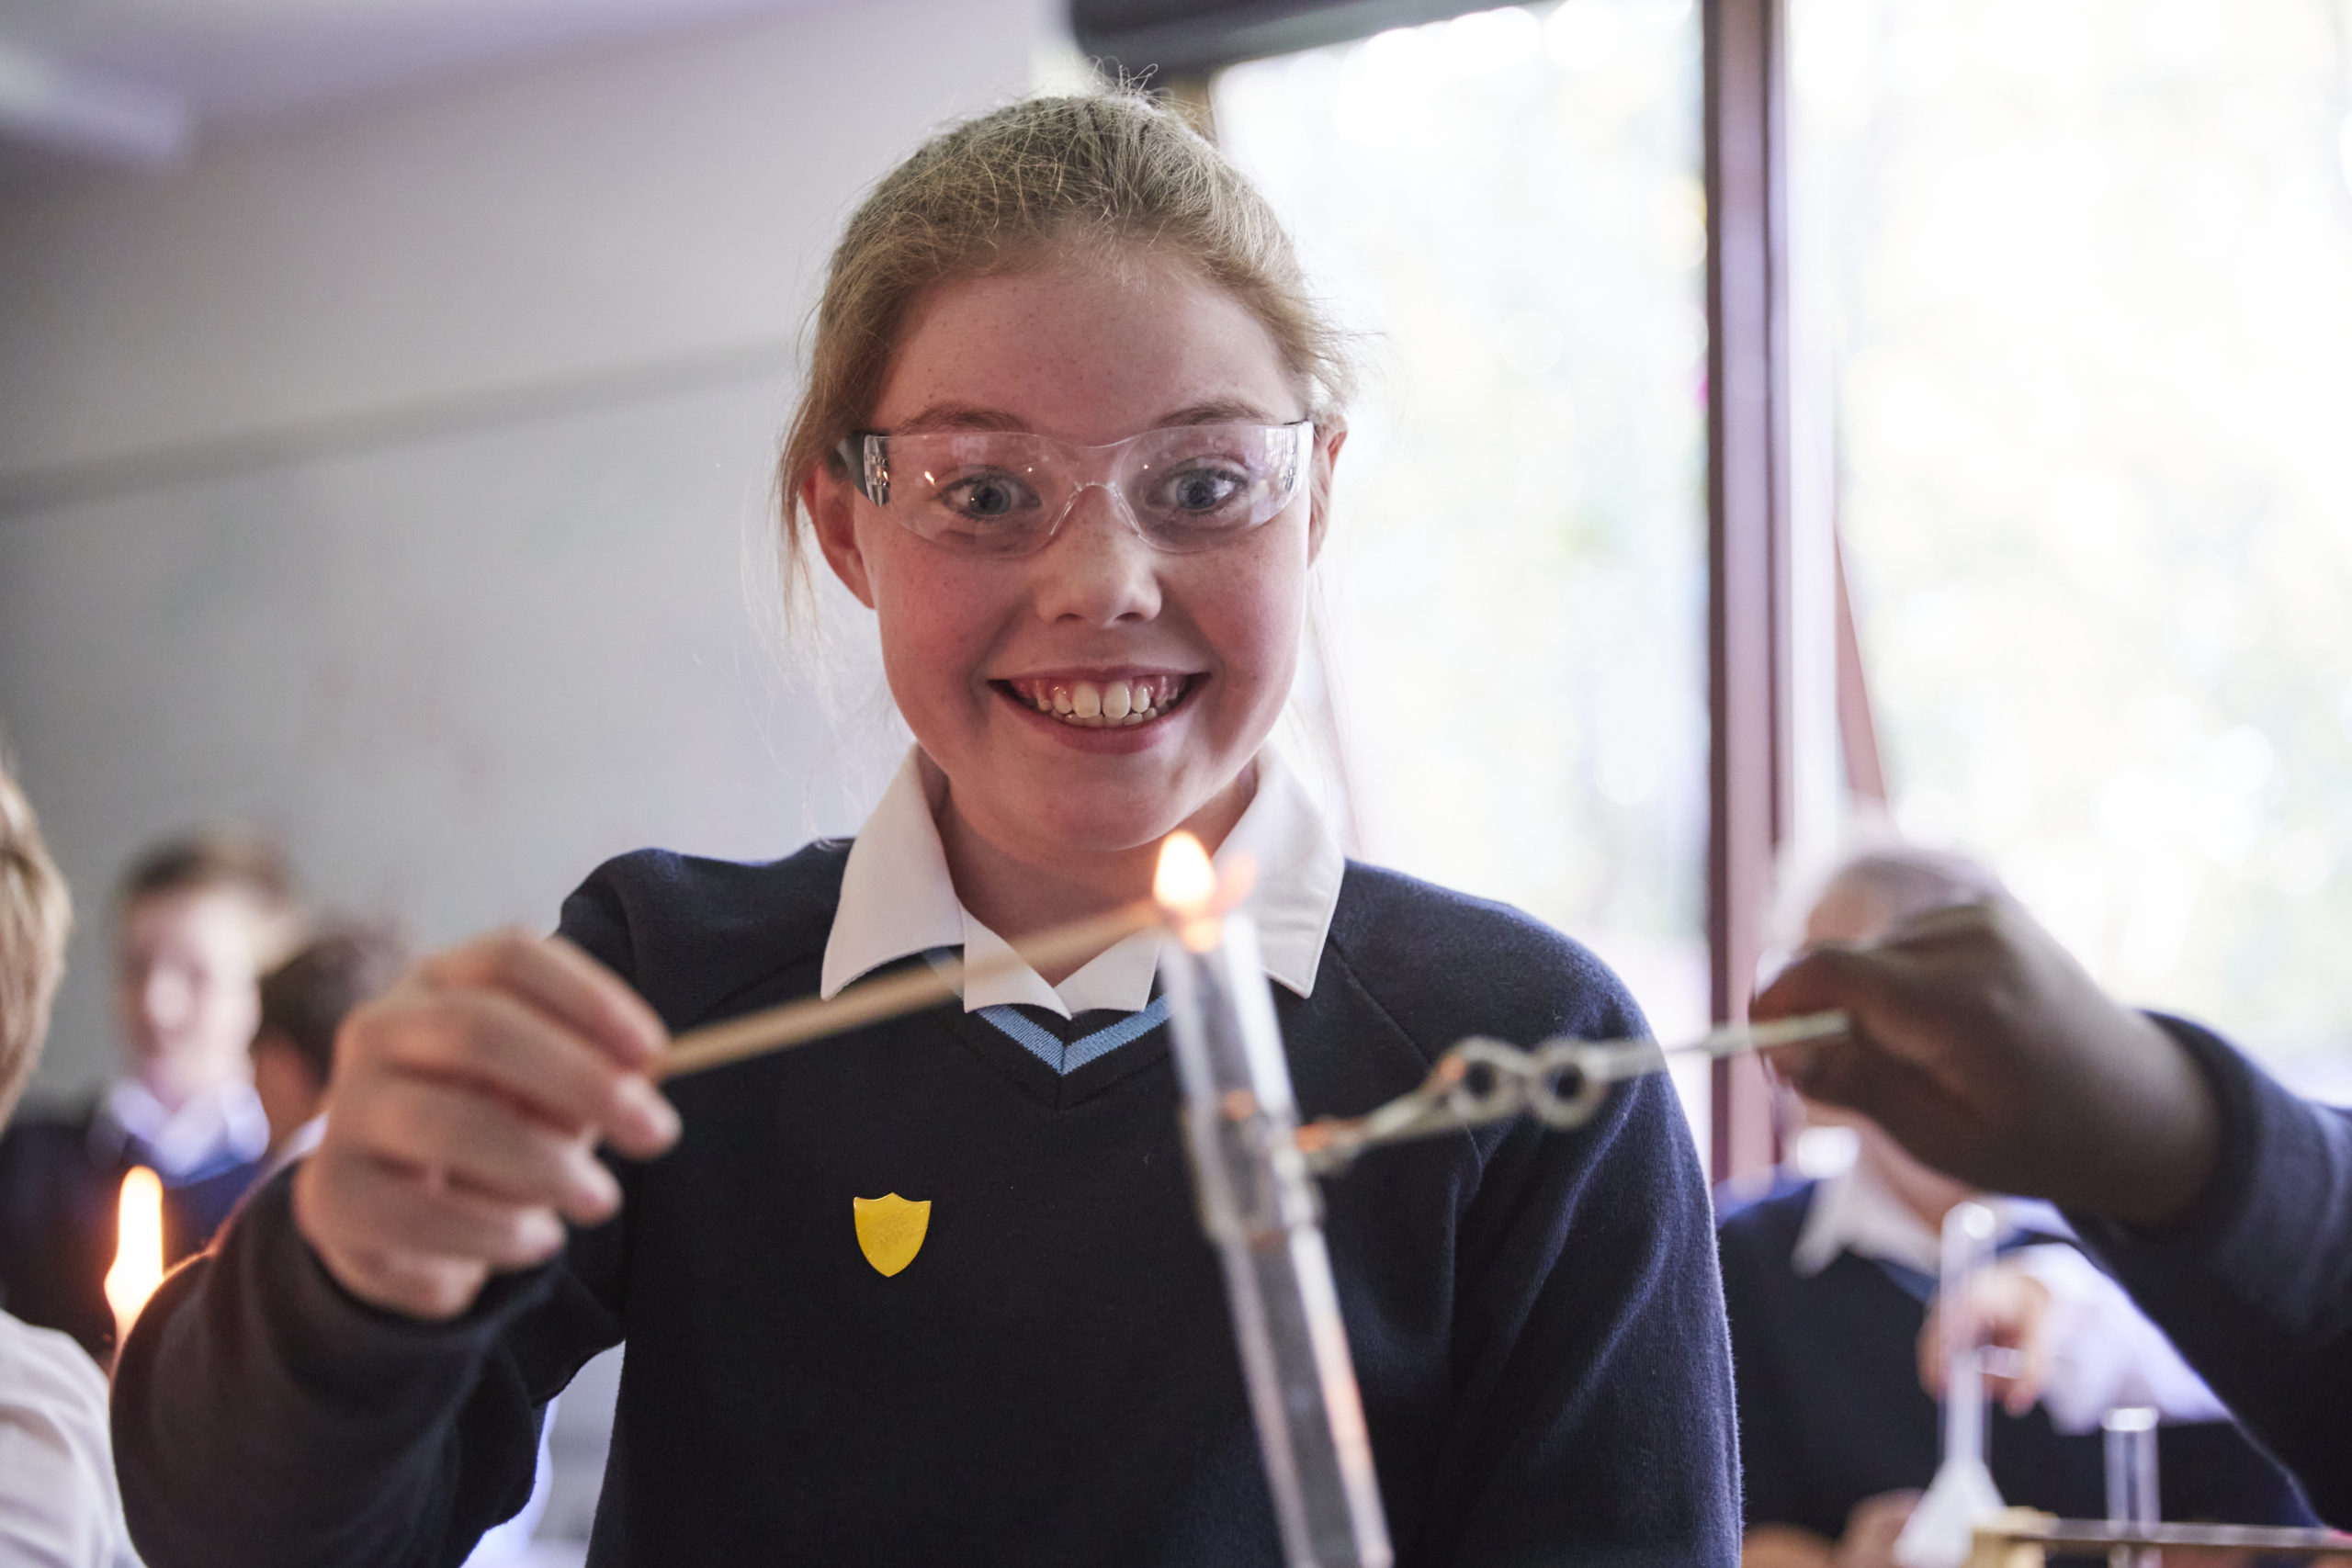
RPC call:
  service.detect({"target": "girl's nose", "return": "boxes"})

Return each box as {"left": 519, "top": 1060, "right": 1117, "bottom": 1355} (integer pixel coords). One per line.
{"left": 1029, "top": 485, "right": 1163, "bottom": 626}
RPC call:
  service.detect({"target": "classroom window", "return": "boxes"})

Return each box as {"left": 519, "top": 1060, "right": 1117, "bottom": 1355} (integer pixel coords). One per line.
{"left": 1214, "top": 0, "right": 1713, "bottom": 1128}
{"left": 1795, "top": 0, "right": 2352, "bottom": 1097}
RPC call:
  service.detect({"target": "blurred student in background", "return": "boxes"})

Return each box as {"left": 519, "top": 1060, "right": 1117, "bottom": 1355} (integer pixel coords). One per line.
{"left": 1755, "top": 893, "right": 2352, "bottom": 1529}
{"left": 0, "top": 831, "right": 299, "bottom": 1360}
{"left": 1722, "top": 846, "right": 2313, "bottom": 1568}
{"left": 0, "top": 751, "right": 141, "bottom": 1567}
{"left": 249, "top": 928, "right": 405, "bottom": 1179}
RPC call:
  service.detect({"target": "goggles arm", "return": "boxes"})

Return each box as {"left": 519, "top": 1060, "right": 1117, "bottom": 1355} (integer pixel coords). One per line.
{"left": 837, "top": 434, "right": 890, "bottom": 506}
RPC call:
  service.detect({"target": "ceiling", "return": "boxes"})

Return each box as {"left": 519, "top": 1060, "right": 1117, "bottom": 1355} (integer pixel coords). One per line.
{"left": 0, "top": 0, "right": 838, "bottom": 168}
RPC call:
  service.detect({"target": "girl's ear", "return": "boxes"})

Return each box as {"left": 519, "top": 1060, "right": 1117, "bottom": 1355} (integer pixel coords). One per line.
{"left": 1306, "top": 419, "right": 1348, "bottom": 566}
{"left": 805, "top": 462, "right": 878, "bottom": 609}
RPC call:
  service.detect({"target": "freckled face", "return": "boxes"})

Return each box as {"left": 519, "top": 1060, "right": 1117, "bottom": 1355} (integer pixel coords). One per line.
{"left": 808, "top": 260, "right": 1340, "bottom": 862}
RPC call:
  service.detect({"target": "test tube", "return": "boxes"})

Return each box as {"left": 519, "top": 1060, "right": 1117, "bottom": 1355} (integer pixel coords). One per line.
{"left": 1939, "top": 1201, "right": 1999, "bottom": 1481}
{"left": 2104, "top": 1405, "right": 2160, "bottom": 1568}
{"left": 1160, "top": 902, "right": 1393, "bottom": 1568}
{"left": 1893, "top": 1201, "right": 2005, "bottom": 1568}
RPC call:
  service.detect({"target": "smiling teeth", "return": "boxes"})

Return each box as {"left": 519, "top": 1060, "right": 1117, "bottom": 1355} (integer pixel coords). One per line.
{"left": 1010, "top": 675, "right": 1187, "bottom": 728}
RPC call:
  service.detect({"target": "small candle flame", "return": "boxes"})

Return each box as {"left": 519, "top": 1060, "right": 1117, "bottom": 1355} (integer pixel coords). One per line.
{"left": 1154, "top": 831, "right": 1217, "bottom": 912}
{"left": 105, "top": 1166, "right": 165, "bottom": 1346}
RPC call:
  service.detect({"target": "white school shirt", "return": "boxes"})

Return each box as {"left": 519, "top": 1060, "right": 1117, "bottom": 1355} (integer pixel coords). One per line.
{"left": 95, "top": 1077, "right": 268, "bottom": 1182}
{"left": 1791, "top": 1158, "right": 2227, "bottom": 1432}
{"left": 254, "top": 1113, "right": 328, "bottom": 1189}
{"left": 0, "top": 1309, "right": 141, "bottom": 1567}
{"left": 820, "top": 747, "right": 1344, "bottom": 1015}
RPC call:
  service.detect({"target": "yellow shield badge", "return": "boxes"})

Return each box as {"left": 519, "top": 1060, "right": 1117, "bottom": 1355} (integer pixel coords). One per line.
{"left": 852, "top": 1194, "right": 932, "bottom": 1278}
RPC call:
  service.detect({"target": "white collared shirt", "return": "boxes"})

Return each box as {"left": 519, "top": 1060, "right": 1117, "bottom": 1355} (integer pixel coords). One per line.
{"left": 1790, "top": 1158, "right": 2226, "bottom": 1432}
{"left": 1788, "top": 1157, "right": 2070, "bottom": 1280}
{"left": 0, "top": 1309, "right": 141, "bottom": 1567}
{"left": 97, "top": 1077, "right": 269, "bottom": 1182}
{"left": 255, "top": 1113, "right": 328, "bottom": 1188}
{"left": 820, "top": 747, "right": 1343, "bottom": 1018}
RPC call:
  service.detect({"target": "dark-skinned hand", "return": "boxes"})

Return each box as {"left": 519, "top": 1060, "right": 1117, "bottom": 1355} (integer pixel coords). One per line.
{"left": 1753, "top": 899, "right": 2221, "bottom": 1230}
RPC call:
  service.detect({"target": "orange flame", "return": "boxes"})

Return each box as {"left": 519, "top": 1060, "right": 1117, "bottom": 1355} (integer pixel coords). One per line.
{"left": 105, "top": 1166, "right": 164, "bottom": 1345}
{"left": 1154, "top": 833, "right": 1258, "bottom": 953}
{"left": 1153, "top": 831, "right": 1217, "bottom": 912}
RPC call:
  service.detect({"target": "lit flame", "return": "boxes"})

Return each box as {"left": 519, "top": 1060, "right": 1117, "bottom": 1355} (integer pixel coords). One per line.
{"left": 1154, "top": 830, "right": 1217, "bottom": 912}
{"left": 1154, "top": 833, "right": 1257, "bottom": 954}
{"left": 105, "top": 1166, "right": 164, "bottom": 1345}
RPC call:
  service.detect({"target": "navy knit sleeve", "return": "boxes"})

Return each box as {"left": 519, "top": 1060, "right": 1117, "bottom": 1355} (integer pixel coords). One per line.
{"left": 1715, "top": 1208, "right": 1814, "bottom": 1535}
{"left": 107, "top": 856, "right": 683, "bottom": 1568}
{"left": 1436, "top": 1070, "right": 1741, "bottom": 1565}
{"left": 1324, "top": 872, "right": 1742, "bottom": 1566}
{"left": 111, "top": 1175, "right": 610, "bottom": 1568}
{"left": 2065, "top": 1018, "right": 2352, "bottom": 1527}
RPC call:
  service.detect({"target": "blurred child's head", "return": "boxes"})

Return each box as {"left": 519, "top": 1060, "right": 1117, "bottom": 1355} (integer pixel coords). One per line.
{"left": 116, "top": 832, "right": 300, "bottom": 1107}
{"left": 782, "top": 92, "right": 1355, "bottom": 859}
{"left": 0, "top": 757, "right": 71, "bottom": 1128}
{"left": 252, "top": 926, "right": 404, "bottom": 1154}
{"left": 1795, "top": 844, "right": 2008, "bottom": 1220}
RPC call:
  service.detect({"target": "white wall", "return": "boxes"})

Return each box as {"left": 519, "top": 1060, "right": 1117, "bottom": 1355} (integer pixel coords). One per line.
{"left": 0, "top": 0, "right": 1055, "bottom": 492}
{"left": 0, "top": 0, "right": 1057, "bottom": 1100}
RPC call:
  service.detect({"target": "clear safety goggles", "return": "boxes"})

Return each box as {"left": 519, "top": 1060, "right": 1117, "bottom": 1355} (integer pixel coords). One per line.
{"left": 836, "top": 419, "right": 1314, "bottom": 558}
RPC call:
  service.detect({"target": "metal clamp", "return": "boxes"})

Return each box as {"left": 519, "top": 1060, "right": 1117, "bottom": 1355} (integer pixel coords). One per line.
{"left": 1294, "top": 1011, "right": 1848, "bottom": 1176}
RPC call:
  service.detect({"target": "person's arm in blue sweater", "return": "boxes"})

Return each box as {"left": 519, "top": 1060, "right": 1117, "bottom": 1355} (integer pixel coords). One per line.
{"left": 111, "top": 924, "right": 666, "bottom": 1567}
{"left": 1323, "top": 885, "right": 1742, "bottom": 1564}
{"left": 1436, "top": 1072, "right": 1742, "bottom": 1564}
{"left": 1753, "top": 898, "right": 2352, "bottom": 1525}
{"left": 2064, "top": 1019, "right": 2352, "bottom": 1525}
{"left": 111, "top": 1174, "right": 622, "bottom": 1568}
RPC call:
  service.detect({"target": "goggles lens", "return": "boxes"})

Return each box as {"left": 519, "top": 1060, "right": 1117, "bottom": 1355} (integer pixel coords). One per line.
{"left": 841, "top": 419, "right": 1313, "bottom": 557}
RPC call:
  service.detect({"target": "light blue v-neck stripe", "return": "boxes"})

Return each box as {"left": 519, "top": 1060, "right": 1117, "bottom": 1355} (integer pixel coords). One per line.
{"left": 976, "top": 997, "right": 1171, "bottom": 1076}
{"left": 919, "top": 945, "right": 1168, "bottom": 1076}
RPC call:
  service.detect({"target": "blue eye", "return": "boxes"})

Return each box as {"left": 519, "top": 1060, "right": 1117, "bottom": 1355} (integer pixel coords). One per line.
{"left": 943, "top": 471, "right": 1037, "bottom": 522}
{"left": 1156, "top": 465, "right": 1249, "bottom": 516}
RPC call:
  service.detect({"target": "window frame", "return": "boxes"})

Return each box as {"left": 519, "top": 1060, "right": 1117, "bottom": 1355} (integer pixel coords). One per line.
{"left": 1139, "top": 0, "right": 1863, "bottom": 1182}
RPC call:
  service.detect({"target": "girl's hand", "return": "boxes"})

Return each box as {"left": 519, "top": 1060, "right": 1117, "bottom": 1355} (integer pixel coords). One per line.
{"left": 1917, "top": 1261, "right": 2055, "bottom": 1417}
{"left": 1739, "top": 1495, "right": 1917, "bottom": 1568}
{"left": 1752, "top": 900, "right": 2220, "bottom": 1229}
{"left": 290, "top": 931, "right": 681, "bottom": 1321}
{"left": 1832, "top": 1492, "right": 1918, "bottom": 1568}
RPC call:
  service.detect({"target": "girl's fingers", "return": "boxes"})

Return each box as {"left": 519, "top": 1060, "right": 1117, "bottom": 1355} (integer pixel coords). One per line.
{"left": 293, "top": 1158, "right": 496, "bottom": 1322}
{"left": 2008, "top": 1294, "right": 2055, "bottom": 1416}
{"left": 295, "top": 931, "right": 684, "bottom": 1323}
{"left": 334, "top": 1244, "right": 495, "bottom": 1324}
{"left": 1916, "top": 1306, "right": 1944, "bottom": 1398}
{"left": 329, "top": 1156, "right": 570, "bottom": 1269}
{"left": 418, "top": 931, "right": 669, "bottom": 1068}
{"left": 339, "top": 1077, "right": 621, "bottom": 1224}
{"left": 361, "top": 987, "right": 676, "bottom": 1157}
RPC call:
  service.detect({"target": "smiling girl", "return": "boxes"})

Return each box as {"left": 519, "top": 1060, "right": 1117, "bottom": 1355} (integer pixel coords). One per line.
{"left": 114, "top": 94, "right": 1737, "bottom": 1566}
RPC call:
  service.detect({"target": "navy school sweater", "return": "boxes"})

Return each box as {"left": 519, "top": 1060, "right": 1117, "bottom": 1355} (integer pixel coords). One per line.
{"left": 1717, "top": 1179, "right": 2316, "bottom": 1550}
{"left": 2064, "top": 1019, "right": 2352, "bottom": 1529}
{"left": 0, "top": 1107, "right": 267, "bottom": 1361}
{"left": 112, "top": 843, "right": 1740, "bottom": 1566}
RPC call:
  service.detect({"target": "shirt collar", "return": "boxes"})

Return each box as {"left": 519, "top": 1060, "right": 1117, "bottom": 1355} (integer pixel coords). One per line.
{"left": 96, "top": 1076, "right": 270, "bottom": 1180}
{"left": 1791, "top": 1157, "right": 2077, "bottom": 1279}
{"left": 258, "top": 1113, "right": 329, "bottom": 1186}
{"left": 820, "top": 745, "right": 1344, "bottom": 1019}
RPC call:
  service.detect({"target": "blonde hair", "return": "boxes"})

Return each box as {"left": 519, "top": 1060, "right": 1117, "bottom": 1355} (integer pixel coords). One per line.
{"left": 775, "top": 89, "right": 1354, "bottom": 601}
{"left": 0, "top": 753, "right": 72, "bottom": 1126}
